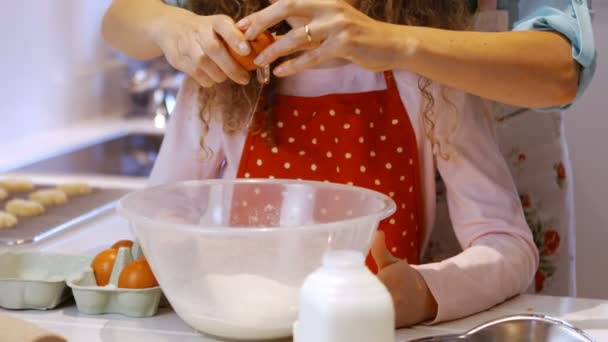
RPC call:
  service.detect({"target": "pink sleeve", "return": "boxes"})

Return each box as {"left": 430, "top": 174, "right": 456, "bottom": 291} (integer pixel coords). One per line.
{"left": 412, "top": 93, "right": 539, "bottom": 323}
{"left": 149, "top": 78, "right": 225, "bottom": 185}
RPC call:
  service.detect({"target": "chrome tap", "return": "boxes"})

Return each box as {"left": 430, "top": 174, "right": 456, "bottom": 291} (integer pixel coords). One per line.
{"left": 125, "top": 57, "right": 183, "bottom": 128}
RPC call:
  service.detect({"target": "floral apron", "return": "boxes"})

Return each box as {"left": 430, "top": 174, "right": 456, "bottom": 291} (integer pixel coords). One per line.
{"left": 422, "top": 8, "right": 576, "bottom": 296}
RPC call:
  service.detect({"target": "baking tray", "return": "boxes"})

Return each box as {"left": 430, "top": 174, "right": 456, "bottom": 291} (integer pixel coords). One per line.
{"left": 0, "top": 184, "right": 131, "bottom": 246}
{"left": 410, "top": 314, "right": 594, "bottom": 342}
{"left": 0, "top": 252, "right": 91, "bottom": 310}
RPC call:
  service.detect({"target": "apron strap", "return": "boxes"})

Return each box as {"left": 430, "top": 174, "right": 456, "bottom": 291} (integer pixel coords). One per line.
{"left": 383, "top": 71, "right": 400, "bottom": 96}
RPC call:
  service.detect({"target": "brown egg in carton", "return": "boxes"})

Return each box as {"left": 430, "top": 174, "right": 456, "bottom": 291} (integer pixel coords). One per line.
{"left": 67, "top": 241, "right": 164, "bottom": 318}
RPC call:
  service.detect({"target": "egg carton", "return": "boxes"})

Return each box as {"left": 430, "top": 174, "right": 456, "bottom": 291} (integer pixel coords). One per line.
{"left": 67, "top": 243, "right": 162, "bottom": 318}
{"left": 0, "top": 252, "right": 91, "bottom": 310}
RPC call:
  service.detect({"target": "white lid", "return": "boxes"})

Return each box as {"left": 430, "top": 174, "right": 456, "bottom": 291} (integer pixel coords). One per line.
{"left": 293, "top": 250, "right": 395, "bottom": 342}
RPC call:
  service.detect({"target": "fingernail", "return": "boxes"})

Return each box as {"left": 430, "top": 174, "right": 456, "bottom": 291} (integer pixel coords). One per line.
{"left": 254, "top": 54, "right": 266, "bottom": 66}
{"left": 273, "top": 66, "right": 285, "bottom": 77}
{"left": 244, "top": 27, "right": 255, "bottom": 40}
{"left": 237, "top": 18, "right": 249, "bottom": 30}
{"left": 238, "top": 42, "right": 251, "bottom": 55}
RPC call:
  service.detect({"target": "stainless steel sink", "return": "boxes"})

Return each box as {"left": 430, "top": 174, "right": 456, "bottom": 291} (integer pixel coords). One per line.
{"left": 13, "top": 133, "right": 163, "bottom": 177}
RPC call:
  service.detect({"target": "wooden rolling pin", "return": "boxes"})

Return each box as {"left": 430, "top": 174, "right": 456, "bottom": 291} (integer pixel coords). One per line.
{"left": 0, "top": 313, "right": 66, "bottom": 342}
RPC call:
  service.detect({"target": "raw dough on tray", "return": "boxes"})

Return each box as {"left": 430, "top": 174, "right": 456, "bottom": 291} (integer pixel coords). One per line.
{"left": 0, "top": 179, "right": 34, "bottom": 192}
{"left": 0, "top": 211, "right": 17, "bottom": 229}
{"left": 56, "top": 183, "right": 92, "bottom": 196}
{"left": 5, "top": 199, "right": 45, "bottom": 217}
{"left": 29, "top": 189, "right": 68, "bottom": 207}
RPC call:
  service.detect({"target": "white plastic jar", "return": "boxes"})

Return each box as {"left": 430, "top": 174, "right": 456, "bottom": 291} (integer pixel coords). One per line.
{"left": 293, "top": 250, "right": 395, "bottom": 342}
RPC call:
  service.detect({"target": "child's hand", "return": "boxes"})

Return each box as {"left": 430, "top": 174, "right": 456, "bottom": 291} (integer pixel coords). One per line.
{"left": 236, "top": 0, "right": 412, "bottom": 77}
{"left": 152, "top": 9, "right": 252, "bottom": 87}
{"left": 371, "top": 232, "right": 438, "bottom": 327}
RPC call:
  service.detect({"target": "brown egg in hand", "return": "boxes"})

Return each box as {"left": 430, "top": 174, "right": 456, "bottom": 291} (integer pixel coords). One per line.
{"left": 227, "top": 31, "right": 275, "bottom": 71}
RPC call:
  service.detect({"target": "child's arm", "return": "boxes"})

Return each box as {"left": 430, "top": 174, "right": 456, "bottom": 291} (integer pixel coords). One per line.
{"left": 412, "top": 93, "right": 539, "bottom": 323}
{"left": 149, "top": 78, "right": 225, "bottom": 185}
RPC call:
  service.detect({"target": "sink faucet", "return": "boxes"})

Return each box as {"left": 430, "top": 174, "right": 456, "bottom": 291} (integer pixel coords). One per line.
{"left": 126, "top": 57, "right": 183, "bottom": 129}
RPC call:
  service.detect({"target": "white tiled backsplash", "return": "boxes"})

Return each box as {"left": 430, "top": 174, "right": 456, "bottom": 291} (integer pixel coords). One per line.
{"left": 0, "top": 1, "right": 128, "bottom": 142}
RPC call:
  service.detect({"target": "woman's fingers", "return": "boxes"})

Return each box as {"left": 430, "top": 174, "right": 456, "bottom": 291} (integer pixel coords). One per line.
{"left": 254, "top": 22, "right": 325, "bottom": 67}
{"left": 188, "top": 40, "right": 226, "bottom": 84}
{"left": 272, "top": 48, "right": 325, "bottom": 77}
{"left": 238, "top": 0, "right": 322, "bottom": 40}
{"left": 161, "top": 13, "right": 255, "bottom": 86}
{"left": 273, "top": 40, "right": 335, "bottom": 77}
{"left": 199, "top": 55, "right": 227, "bottom": 84}
{"left": 183, "top": 43, "right": 221, "bottom": 87}
{"left": 195, "top": 32, "right": 249, "bottom": 85}
{"left": 211, "top": 16, "right": 252, "bottom": 84}
{"left": 237, "top": 0, "right": 361, "bottom": 74}
{"left": 192, "top": 68, "right": 215, "bottom": 88}
{"left": 212, "top": 15, "right": 251, "bottom": 56}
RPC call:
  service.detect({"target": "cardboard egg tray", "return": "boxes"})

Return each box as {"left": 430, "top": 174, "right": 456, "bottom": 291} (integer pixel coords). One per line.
{"left": 67, "top": 243, "right": 163, "bottom": 318}
{"left": 0, "top": 252, "right": 91, "bottom": 310}
{"left": 0, "top": 244, "right": 163, "bottom": 318}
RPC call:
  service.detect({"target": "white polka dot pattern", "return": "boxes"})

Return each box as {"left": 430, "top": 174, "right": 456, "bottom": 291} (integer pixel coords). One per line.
{"left": 236, "top": 71, "right": 424, "bottom": 266}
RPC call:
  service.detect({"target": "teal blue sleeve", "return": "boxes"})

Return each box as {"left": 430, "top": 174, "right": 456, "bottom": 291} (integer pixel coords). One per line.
{"left": 163, "top": 0, "right": 189, "bottom": 8}
{"left": 513, "top": 0, "right": 596, "bottom": 110}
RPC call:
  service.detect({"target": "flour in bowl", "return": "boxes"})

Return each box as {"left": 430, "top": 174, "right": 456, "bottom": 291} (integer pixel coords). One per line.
{"left": 174, "top": 273, "right": 299, "bottom": 340}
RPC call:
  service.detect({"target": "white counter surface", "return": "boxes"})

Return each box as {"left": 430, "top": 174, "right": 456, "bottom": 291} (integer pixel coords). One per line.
{"left": 3, "top": 293, "right": 608, "bottom": 341}
{"left": 1, "top": 119, "right": 607, "bottom": 341}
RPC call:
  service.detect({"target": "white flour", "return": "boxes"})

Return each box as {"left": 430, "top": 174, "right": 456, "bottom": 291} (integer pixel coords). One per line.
{"left": 175, "top": 273, "right": 299, "bottom": 340}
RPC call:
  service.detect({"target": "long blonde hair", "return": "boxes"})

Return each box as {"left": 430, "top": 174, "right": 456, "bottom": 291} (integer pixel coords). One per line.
{"left": 186, "top": 0, "right": 475, "bottom": 157}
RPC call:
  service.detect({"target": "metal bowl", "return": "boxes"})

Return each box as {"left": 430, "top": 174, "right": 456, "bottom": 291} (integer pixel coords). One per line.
{"left": 410, "top": 314, "right": 594, "bottom": 342}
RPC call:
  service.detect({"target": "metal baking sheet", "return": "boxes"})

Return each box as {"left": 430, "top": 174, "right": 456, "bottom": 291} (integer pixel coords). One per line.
{"left": 0, "top": 185, "right": 131, "bottom": 246}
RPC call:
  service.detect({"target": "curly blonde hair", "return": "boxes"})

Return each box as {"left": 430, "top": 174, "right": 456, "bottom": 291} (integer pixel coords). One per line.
{"left": 186, "top": 0, "right": 475, "bottom": 158}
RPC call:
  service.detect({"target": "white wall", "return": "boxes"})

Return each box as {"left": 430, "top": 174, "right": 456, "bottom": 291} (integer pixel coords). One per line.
{"left": 565, "top": 0, "right": 608, "bottom": 299}
{"left": 0, "top": 1, "right": 128, "bottom": 142}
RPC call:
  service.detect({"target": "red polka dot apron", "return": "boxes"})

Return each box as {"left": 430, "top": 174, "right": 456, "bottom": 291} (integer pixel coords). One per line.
{"left": 237, "top": 71, "right": 424, "bottom": 272}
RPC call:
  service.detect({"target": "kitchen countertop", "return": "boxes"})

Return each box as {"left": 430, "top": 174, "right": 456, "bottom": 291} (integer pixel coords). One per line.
{"left": 3, "top": 293, "right": 608, "bottom": 341}
{"left": 1, "top": 178, "right": 607, "bottom": 341}
{"left": 0, "top": 117, "right": 163, "bottom": 173}
{"left": 1, "top": 119, "right": 608, "bottom": 341}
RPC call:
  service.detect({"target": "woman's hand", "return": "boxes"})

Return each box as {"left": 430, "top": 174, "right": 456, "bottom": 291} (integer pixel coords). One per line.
{"left": 236, "top": 0, "right": 408, "bottom": 77}
{"left": 371, "top": 232, "right": 438, "bottom": 327}
{"left": 152, "top": 9, "right": 253, "bottom": 87}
